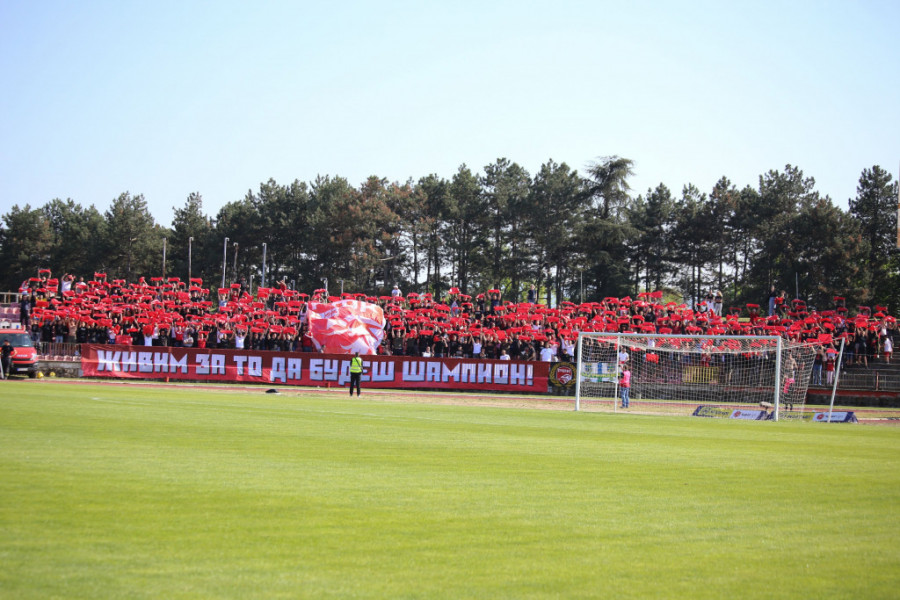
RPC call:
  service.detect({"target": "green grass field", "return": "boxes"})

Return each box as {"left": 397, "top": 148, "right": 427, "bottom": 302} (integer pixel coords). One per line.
{"left": 1, "top": 381, "right": 899, "bottom": 599}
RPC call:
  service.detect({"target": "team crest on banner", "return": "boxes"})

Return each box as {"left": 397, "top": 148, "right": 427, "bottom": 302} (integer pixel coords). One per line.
{"left": 550, "top": 362, "right": 576, "bottom": 387}
{"left": 307, "top": 300, "right": 385, "bottom": 355}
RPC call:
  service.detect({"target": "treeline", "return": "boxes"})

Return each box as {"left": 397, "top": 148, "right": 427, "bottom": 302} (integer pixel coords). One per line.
{"left": 0, "top": 157, "right": 897, "bottom": 310}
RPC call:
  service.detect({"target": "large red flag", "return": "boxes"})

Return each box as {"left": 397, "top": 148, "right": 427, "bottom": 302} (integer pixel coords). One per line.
{"left": 307, "top": 299, "right": 385, "bottom": 354}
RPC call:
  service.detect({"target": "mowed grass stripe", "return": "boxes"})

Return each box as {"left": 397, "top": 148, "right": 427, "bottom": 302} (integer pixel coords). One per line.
{"left": 1, "top": 381, "right": 898, "bottom": 599}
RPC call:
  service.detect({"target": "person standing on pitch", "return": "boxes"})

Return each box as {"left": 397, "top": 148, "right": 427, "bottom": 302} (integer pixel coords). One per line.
{"left": 349, "top": 351, "right": 364, "bottom": 396}
{"left": 619, "top": 363, "right": 631, "bottom": 409}
{"left": 1, "top": 339, "right": 12, "bottom": 379}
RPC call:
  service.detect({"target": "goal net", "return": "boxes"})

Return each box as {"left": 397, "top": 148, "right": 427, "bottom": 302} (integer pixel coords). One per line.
{"left": 575, "top": 332, "right": 817, "bottom": 420}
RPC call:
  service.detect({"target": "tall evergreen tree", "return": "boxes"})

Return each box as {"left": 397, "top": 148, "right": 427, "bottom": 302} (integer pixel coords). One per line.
{"left": 357, "top": 176, "right": 405, "bottom": 292}
{"left": 0, "top": 205, "right": 54, "bottom": 289}
{"left": 747, "top": 165, "right": 821, "bottom": 301}
{"left": 792, "top": 196, "right": 866, "bottom": 308}
{"left": 415, "top": 174, "right": 451, "bottom": 295}
{"left": 396, "top": 180, "right": 429, "bottom": 290}
{"left": 849, "top": 165, "right": 899, "bottom": 304}
{"left": 170, "top": 192, "right": 213, "bottom": 284}
{"left": 42, "top": 198, "right": 106, "bottom": 278}
{"left": 481, "top": 158, "right": 531, "bottom": 293}
{"left": 581, "top": 156, "right": 636, "bottom": 296}
{"left": 670, "top": 184, "right": 716, "bottom": 303}
{"left": 446, "top": 165, "right": 487, "bottom": 293}
{"left": 305, "top": 175, "right": 362, "bottom": 291}
{"left": 627, "top": 184, "right": 675, "bottom": 292}
{"left": 103, "top": 192, "right": 165, "bottom": 280}
{"left": 529, "top": 159, "right": 584, "bottom": 304}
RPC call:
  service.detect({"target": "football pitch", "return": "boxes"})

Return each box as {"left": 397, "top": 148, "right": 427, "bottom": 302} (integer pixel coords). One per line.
{"left": 1, "top": 382, "right": 899, "bottom": 599}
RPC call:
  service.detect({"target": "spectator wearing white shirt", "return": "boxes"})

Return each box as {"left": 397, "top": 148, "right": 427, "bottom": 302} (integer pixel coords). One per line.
{"left": 540, "top": 343, "right": 554, "bottom": 362}
{"left": 61, "top": 274, "right": 74, "bottom": 294}
{"left": 472, "top": 335, "right": 483, "bottom": 358}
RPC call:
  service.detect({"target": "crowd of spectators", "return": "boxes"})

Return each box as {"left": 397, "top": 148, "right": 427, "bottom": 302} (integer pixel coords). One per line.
{"left": 13, "top": 269, "right": 898, "bottom": 366}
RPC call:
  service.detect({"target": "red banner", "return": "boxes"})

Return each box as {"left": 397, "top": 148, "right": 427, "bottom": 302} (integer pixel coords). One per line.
{"left": 80, "top": 345, "right": 549, "bottom": 393}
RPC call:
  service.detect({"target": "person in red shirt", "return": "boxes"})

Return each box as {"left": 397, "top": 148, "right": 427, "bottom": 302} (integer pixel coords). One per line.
{"left": 824, "top": 351, "right": 836, "bottom": 386}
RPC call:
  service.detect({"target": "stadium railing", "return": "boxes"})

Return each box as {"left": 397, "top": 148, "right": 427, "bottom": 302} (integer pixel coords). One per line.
{"left": 0, "top": 292, "right": 19, "bottom": 305}
{"left": 36, "top": 342, "right": 82, "bottom": 361}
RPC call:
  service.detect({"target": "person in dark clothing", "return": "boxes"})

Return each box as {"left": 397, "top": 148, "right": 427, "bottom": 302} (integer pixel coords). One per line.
{"left": 1, "top": 339, "right": 12, "bottom": 379}
{"left": 19, "top": 294, "right": 31, "bottom": 328}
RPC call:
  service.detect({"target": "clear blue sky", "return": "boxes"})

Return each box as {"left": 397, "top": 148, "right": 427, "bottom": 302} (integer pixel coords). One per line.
{"left": 2, "top": 0, "right": 898, "bottom": 227}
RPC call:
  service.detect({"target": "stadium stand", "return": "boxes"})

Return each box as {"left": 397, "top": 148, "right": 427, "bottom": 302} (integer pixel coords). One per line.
{"left": 8, "top": 268, "right": 900, "bottom": 393}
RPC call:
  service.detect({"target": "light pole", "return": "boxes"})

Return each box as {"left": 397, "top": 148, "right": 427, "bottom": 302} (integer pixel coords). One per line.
{"left": 221, "top": 237, "right": 229, "bottom": 289}
{"left": 188, "top": 236, "right": 193, "bottom": 282}
{"left": 261, "top": 243, "right": 267, "bottom": 288}
{"left": 323, "top": 278, "right": 328, "bottom": 296}
{"left": 127, "top": 237, "right": 137, "bottom": 280}
{"left": 233, "top": 242, "right": 239, "bottom": 282}
{"left": 162, "top": 237, "right": 167, "bottom": 279}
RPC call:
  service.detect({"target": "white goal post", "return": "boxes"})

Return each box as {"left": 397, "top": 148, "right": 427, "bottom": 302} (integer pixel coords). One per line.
{"left": 574, "top": 332, "right": 817, "bottom": 421}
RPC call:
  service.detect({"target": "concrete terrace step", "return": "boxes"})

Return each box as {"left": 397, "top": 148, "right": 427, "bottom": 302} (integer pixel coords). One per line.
{"left": 842, "top": 361, "right": 900, "bottom": 375}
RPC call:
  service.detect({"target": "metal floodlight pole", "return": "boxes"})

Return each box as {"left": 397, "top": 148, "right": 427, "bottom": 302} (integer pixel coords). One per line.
{"left": 127, "top": 237, "right": 137, "bottom": 280}
{"left": 249, "top": 274, "right": 254, "bottom": 296}
{"left": 188, "top": 236, "right": 193, "bottom": 283}
{"left": 233, "top": 242, "right": 239, "bottom": 281}
{"left": 221, "top": 237, "right": 229, "bottom": 289}
{"left": 261, "top": 243, "right": 267, "bottom": 288}
{"left": 896, "top": 160, "right": 900, "bottom": 249}
{"left": 340, "top": 279, "right": 344, "bottom": 295}
{"left": 162, "top": 237, "right": 167, "bottom": 279}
